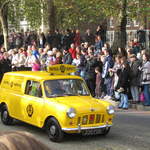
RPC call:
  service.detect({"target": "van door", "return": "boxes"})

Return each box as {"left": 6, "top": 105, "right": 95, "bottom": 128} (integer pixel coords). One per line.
{"left": 21, "top": 80, "right": 45, "bottom": 127}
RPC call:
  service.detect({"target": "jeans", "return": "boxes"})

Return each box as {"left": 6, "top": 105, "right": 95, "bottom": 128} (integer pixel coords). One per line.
{"left": 104, "top": 78, "right": 113, "bottom": 97}
{"left": 143, "top": 84, "right": 150, "bottom": 106}
{"left": 80, "top": 70, "right": 85, "bottom": 79}
{"left": 130, "top": 86, "right": 139, "bottom": 101}
{"left": 119, "top": 93, "right": 128, "bottom": 109}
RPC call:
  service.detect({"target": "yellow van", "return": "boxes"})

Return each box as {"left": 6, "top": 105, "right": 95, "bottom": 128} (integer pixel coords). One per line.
{"left": 0, "top": 64, "right": 114, "bottom": 142}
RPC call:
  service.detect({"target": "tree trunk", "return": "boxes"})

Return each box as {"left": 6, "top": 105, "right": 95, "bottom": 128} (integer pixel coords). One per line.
{"left": 47, "top": 0, "right": 56, "bottom": 33}
{"left": 0, "top": 7, "right": 8, "bottom": 51}
{"left": 120, "top": 0, "right": 127, "bottom": 49}
{"left": 111, "top": 0, "right": 127, "bottom": 52}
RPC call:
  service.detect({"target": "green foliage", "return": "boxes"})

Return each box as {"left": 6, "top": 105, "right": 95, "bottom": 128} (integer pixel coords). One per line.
{"left": 1, "top": 0, "right": 150, "bottom": 30}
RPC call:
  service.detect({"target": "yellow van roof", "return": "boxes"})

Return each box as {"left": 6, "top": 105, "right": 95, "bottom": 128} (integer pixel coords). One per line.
{"left": 5, "top": 71, "right": 82, "bottom": 81}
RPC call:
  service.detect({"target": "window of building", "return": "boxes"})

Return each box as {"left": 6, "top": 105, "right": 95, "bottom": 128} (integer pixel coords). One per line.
{"left": 109, "top": 18, "right": 114, "bottom": 27}
{"left": 133, "top": 20, "right": 139, "bottom": 27}
{"left": 127, "top": 18, "right": 132, "bottom": 27}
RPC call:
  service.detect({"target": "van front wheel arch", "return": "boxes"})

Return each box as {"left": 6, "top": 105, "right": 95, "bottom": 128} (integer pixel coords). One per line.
{"left": 1, "top": 105, "right": 13, "bottom": 125}
{"left": 46, "top": 117, "right": 64, "bottom": 142}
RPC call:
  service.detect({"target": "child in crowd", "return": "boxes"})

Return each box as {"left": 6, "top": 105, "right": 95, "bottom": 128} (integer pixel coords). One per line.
{"left": 32, "top": 59, "right": 41, "bottom": 71}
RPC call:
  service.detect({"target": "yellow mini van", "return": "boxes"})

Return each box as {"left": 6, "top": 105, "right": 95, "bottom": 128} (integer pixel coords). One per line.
{"left": 0, "top": 64, "right": 114, "bottom": 142}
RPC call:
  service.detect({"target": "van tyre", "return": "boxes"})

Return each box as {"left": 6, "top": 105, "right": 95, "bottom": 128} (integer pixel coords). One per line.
{"left": 101, "top": 127, "right": 110, "bottom": 136}
{"left": 46, "top": 117, "right": 64, "bottom": 142}
{"left": 1, "top": 106, "right": 13, "bottom": 125}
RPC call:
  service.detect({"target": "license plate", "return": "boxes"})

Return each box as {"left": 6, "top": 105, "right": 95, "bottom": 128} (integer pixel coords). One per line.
{"left": 81, "top": 129, "right": 102, "bottom": 135}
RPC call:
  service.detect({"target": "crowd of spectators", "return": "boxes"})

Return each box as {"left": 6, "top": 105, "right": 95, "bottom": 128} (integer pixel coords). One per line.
{"left": 0, "top": 26, "right": 150, "bottom": 109}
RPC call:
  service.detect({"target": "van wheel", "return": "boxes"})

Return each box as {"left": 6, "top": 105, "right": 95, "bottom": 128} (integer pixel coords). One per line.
{"left": 1, "top": 105, "right": 13, "bottom": 125}
{"left": 46, "top": 117, "right": 64, "bottom": 142}
{"left": 101, "top": 127, "right": 111, "bottom": 136}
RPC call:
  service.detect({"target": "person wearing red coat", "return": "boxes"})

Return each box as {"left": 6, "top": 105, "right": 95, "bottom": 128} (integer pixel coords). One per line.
{"left": 69, "top": 43, "right": 76, "bottom": 59}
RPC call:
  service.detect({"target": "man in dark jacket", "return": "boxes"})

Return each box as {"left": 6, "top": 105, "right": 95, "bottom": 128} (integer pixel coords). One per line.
{"left": 129, "top": 54, "right": 142, "bottom": 103}
{"left": 84, "top": 29, "right": 95, "bottom": 46}
{"left": 85, "top": 52, "right": 99, "bottom": 96}
{"left": 62, "top": 49, "right": 72, "bottom": 64}
{"left": 53, "top": 29, "right": 62, "bottom": 49}
{"left": 102, "top": 48, "right": 114, "bottom": 99}
{"left": 46, "top": 31, "right": 54, "bottom": 48}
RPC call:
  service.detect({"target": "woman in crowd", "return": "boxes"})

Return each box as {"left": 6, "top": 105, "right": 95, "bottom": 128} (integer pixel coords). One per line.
{"left": 141, "top": 53, "right": 150, "bottom": 106}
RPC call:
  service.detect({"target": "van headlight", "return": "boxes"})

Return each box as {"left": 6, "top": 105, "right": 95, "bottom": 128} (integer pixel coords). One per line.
{"left": 67, "top": 108, "right": 76, "bottom": 118}
{"left": 107, "top": 105, "right": 115, "bottom": 115}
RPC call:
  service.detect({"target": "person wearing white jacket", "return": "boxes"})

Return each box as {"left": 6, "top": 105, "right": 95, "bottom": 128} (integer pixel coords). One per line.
{"left": 11, "top": 49, "right": 26, "bottom": 71}
{"left": 141, "top": 53, "right": 150, "bottom": 106}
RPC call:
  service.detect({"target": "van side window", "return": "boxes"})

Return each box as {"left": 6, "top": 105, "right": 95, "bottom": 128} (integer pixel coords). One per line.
{"left": 25, "top": 81, "right": 42, "bottom": 98}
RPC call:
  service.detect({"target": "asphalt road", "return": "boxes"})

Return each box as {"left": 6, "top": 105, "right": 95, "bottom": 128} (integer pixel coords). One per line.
{"left": 0, "top": 111, "right": 150, "bottom": 150}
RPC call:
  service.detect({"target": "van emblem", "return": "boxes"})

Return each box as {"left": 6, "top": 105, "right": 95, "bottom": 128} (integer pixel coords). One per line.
{"left": 26, "top": 104, "right": 34, "bottom": 117}
{"left": 90, "top": 108, "right": 95, "bottom": 112}
{"left": 60, "top": 65, "right": 65, "bottom": 73}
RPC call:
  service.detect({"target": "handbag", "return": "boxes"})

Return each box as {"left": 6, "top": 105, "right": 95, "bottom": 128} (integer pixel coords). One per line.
{"left": 140, "top": 92, "right": 145, "bottom": 102}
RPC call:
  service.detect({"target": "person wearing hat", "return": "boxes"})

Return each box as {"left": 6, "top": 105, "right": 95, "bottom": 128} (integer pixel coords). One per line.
{"left": 129, "top": 54, "right": 142, "bottom": 104}
{"left": 46, "top": 51, "right": 56, "bottom": 66}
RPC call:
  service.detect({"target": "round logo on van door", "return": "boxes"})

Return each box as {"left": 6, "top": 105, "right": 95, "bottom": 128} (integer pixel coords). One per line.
{"left": 26, "top": 104, "right": 34, "bottom": 117}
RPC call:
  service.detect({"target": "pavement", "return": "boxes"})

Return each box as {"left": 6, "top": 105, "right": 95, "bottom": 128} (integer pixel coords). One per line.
{"left": 103, "top": 99, "right": 150, "bottom": 111}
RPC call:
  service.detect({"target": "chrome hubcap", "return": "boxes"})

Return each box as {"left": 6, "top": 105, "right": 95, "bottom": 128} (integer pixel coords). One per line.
{"left": 50, "top": 125, "right": 56, "bottom": 135}
{"left": 3, "top": 111, "right": 8, "bottom": 120}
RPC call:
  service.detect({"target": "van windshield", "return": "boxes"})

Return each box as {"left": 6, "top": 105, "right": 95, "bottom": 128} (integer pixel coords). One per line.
{"left": 44, "top": 79, "right": 90, "bottom": 98}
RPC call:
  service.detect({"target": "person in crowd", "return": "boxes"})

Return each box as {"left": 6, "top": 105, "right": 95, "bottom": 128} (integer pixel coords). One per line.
{"left": 84, "top": 29, "right": 95, "bottom": 46}
{"left": 46, "top": 31, "right": 54, "bottom": 48}
{"left": 129, "top": 54, "right": 142, "bottom": 104}
{"left": 109, "top": 55, "right": 122, "bottom": 99}
{"left": 24, "top": 50, "right": 34, "bottom": 70}
{"left": 94, "top": 35, "right": 104, "bottom": 55}
{"left": 116, "top": 47, "right": 127, "bottom": 58}
{"left": 15, "top": 33, "right": 23, "bottom": 49}
{"left": 11, "top": 49, "right": 26, "bottom": 71}
{"left": 38, "top": 32, "right": 46, "bottom": 48}
{"left": 79, "top": 49, "right": 87, "bottom": 79}
{"left": 115, "top": 58, "right": 130, "bottom": 109}
{"left": 69, "top": 43, "right": 76, "bottom": 59}
{"left": 46, "top": 51, "right": 56, "bottom": 66}
{"left": 53, "top": 29, "right": 62, "bottom": 49}
{"left": 0, "top": 131, "right": 51, "bottom": 150}
{"left": 141, "top": 53, "right": 150, "bottom": 106}
{"left": 62, "top": 48, "right": 72, "bottom": 64}
{"left": 0, "top": 52, "right": 11, "bottom": 81}
{"left": 95, "top": 66, "right": 102, "bottom": 98}
{"left": 72, "top": 53, "right": 82, "bottom": 75}
{"left": 102, "top": 48, "right": 114, "bottom": 99}
{"left": 62, "top": 29, "right": 73, "bottom": 50}
{"left": 85, "top": 51, "right": 99, "bottom": 96}
{"left": 74, "top": 29, "right": 81, "bottom": 47}
{"left": 32, "top": 58, "right": 41, "bottom": 71}
{"left": 96, "top": 25, "right": 106, "bottom": 42}
{"left": 132, "top": 38, "right": 140, "bottom": 55}
{"left": 54, "top": 51, "right": 62, "bottom": 64}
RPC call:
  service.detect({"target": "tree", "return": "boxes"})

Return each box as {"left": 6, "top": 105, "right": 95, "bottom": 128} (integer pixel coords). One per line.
{"left": 0, "top": 0, "right": 10, "bottom": 50}
{"left": 47, "top": 0, "right": 56, "bottom": 32}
